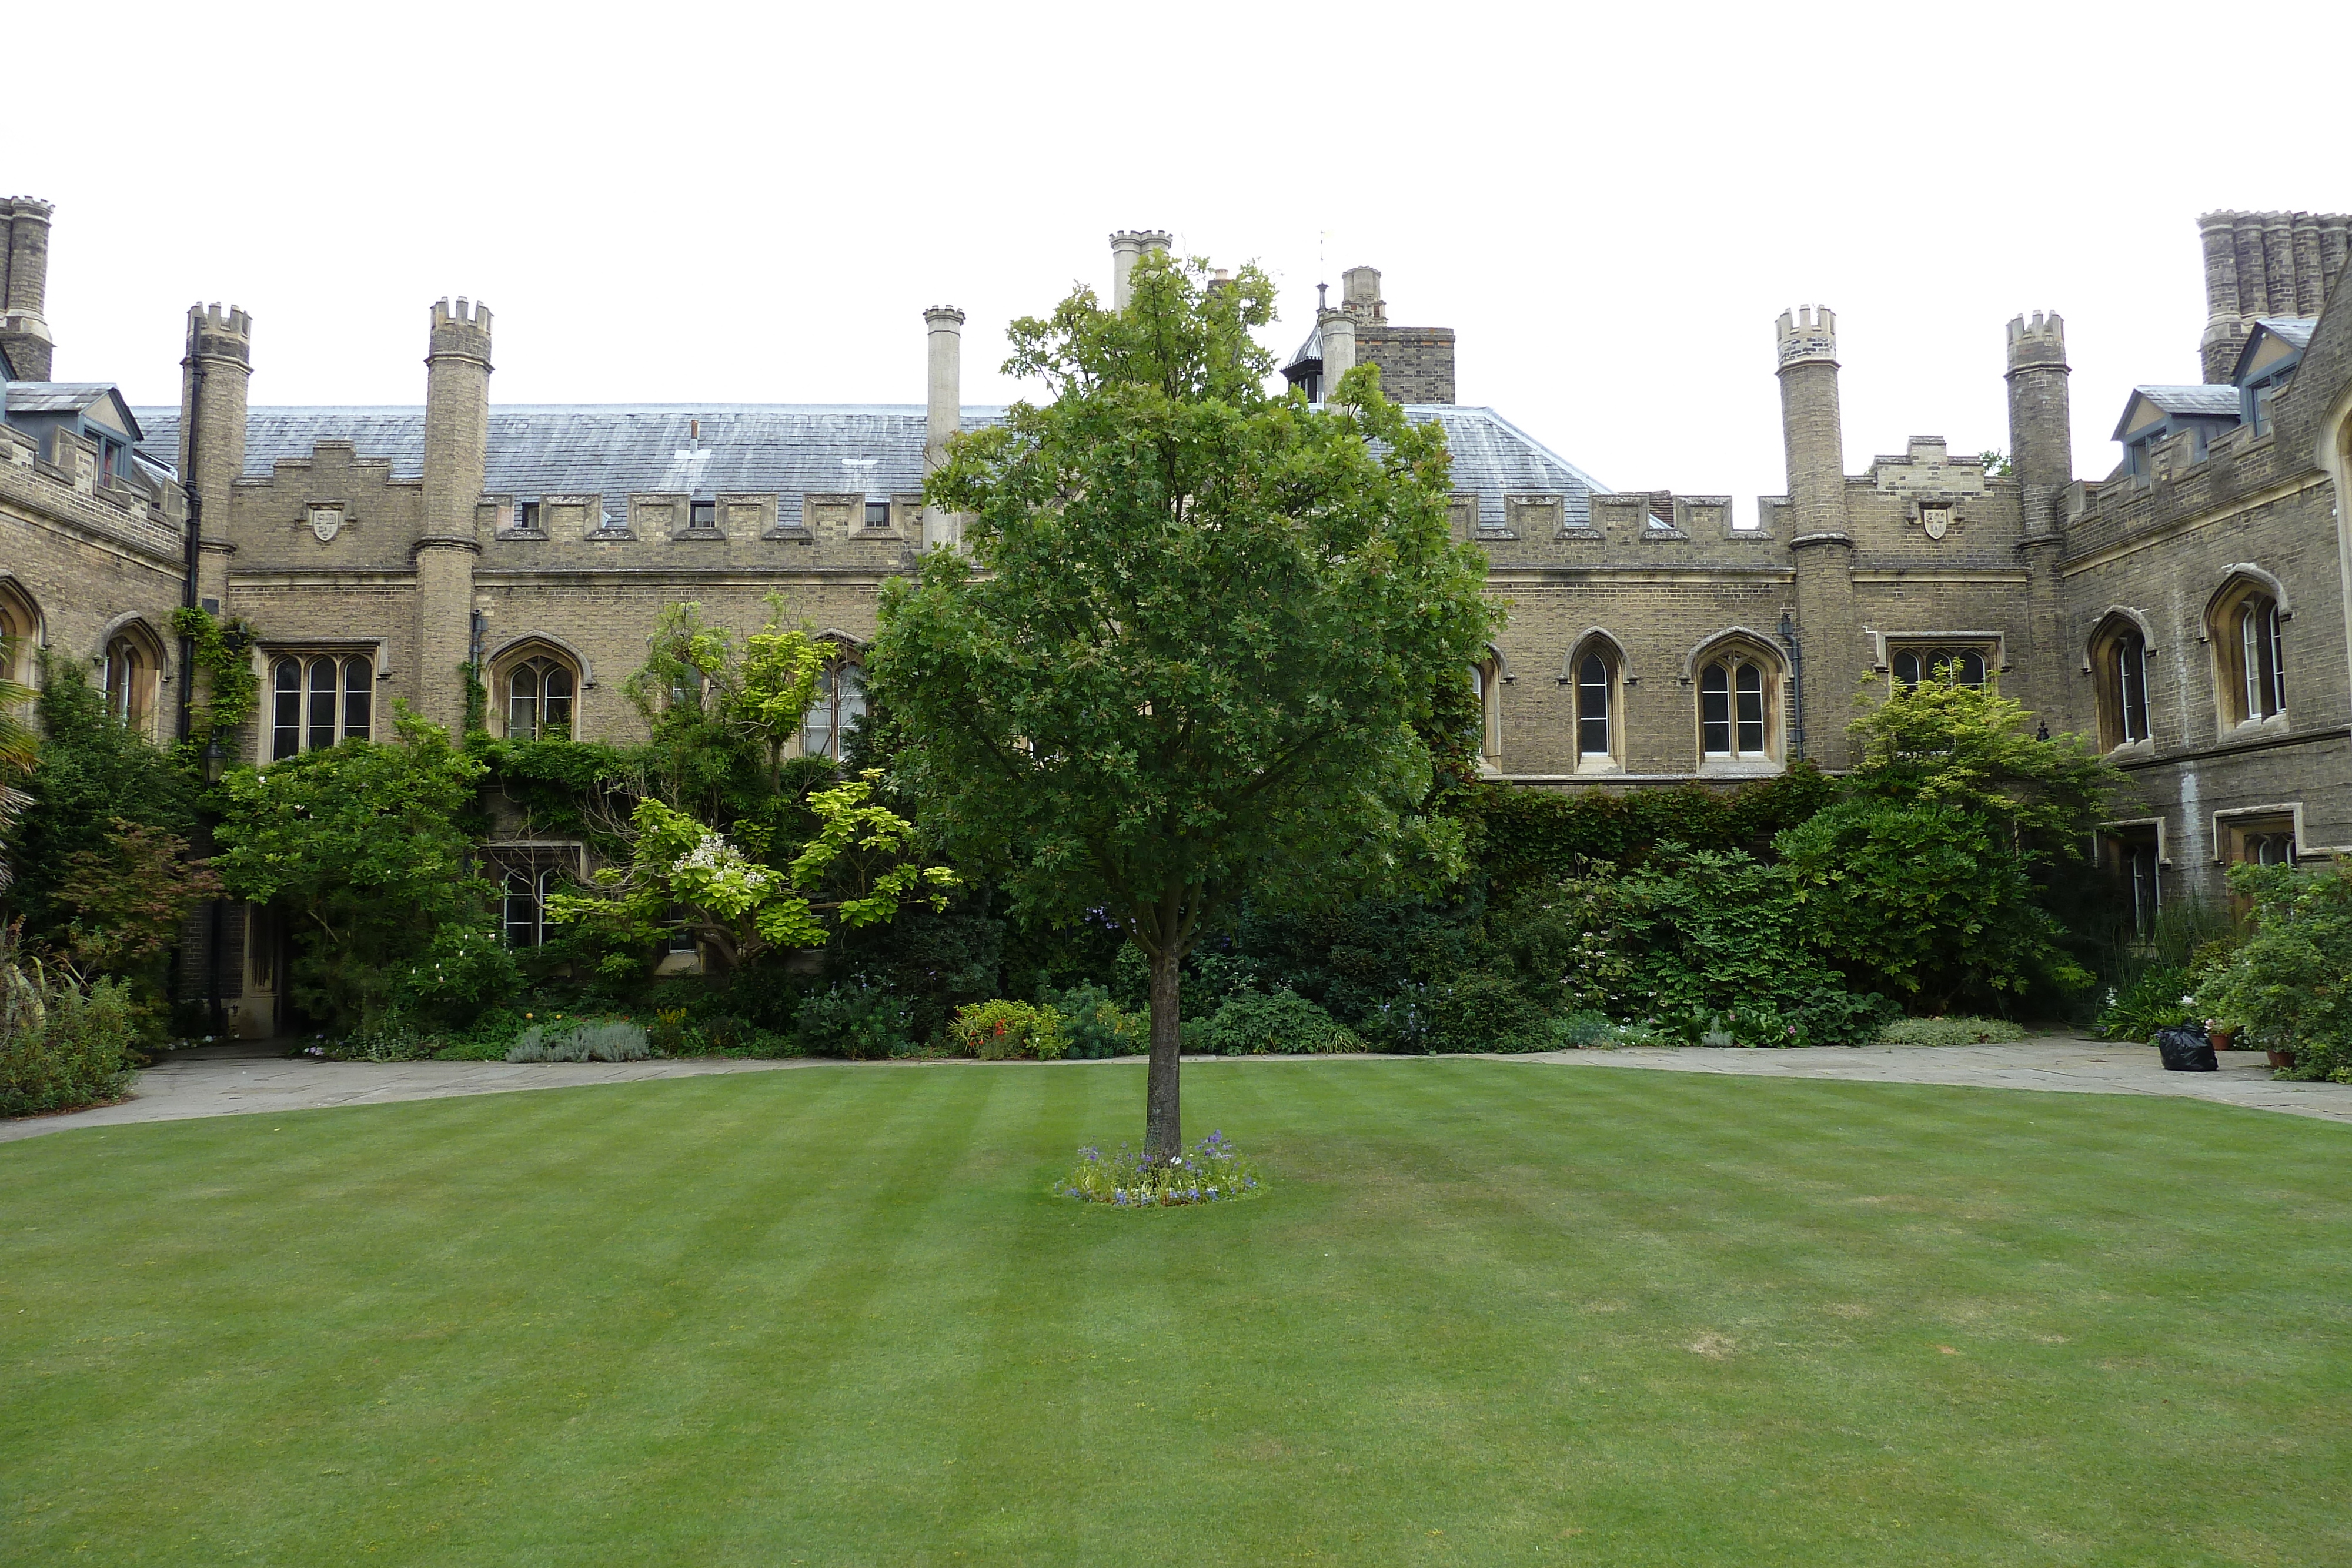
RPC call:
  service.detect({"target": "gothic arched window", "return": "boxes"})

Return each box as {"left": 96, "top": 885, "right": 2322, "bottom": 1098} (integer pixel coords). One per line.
{"left": 1466, "top": 653, "right": 1503, "bottom": 771}
{"left": 800, "top": 657, "right": 867, "bottom": 762}
{"left": 103, "top": 623, "right": 165, "bottom": 737}
{"left": 1569, "top": 639, "right": 1621, "bottom": 768}
{"left": 1696, "top": 645, "right": 1777, "bottom": 763}
{"left": 502, "top": 654, "right": 577, "bottom": 741}
{"left": 2090, "top": 617, "right": 2150, "bottom": 750}
{"left": 2209, "top": 579, "right": 2285, "bottom": 728}
{"left": 0, "top": 580, "right": 37, "bottom": 697}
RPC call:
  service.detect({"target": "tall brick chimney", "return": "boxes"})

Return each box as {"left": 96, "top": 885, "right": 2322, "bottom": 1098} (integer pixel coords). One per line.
{"left": 1776, "top": 305, "right": 1855, "bottom": 769}
{"left": 0, "top": 197, "right": 56, "bottom": 381}
{"left": 2197, "top": 210, "right": 2352, "bottom": 381}
{"left": 922, "top": 305, "right": 965, "bottom": 550}
{"left": 179, "top": 303, "right": 253, "bottom": 610}
{"left": 416, "top": 297, "right": 493, "bottom": 734}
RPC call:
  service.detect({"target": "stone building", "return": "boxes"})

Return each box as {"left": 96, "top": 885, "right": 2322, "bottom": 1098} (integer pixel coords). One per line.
{"left": 4, "top": 199, "right": 2349, "bottom": 1032}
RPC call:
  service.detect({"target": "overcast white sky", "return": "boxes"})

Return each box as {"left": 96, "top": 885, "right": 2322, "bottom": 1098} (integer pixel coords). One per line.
{"left": 12, "top": 1, "right": 2347, "bottom": 517}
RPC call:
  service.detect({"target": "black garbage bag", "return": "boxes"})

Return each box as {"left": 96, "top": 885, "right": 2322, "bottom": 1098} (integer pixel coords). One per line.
{"left": 2154, "top": 1024, "right": 2217, "bottom": 1072}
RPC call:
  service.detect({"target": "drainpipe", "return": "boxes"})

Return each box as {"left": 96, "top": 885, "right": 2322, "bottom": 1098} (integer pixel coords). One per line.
{"left": 1778, "top": 609, "right": 1806, "bottom": 764}
{"left": 177, "top": 355, "right": 203, "bottom": 743}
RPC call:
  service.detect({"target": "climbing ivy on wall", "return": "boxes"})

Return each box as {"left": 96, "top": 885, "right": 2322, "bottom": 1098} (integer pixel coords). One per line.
{"left": 1441, "top": 764, "right": 1841, "bottom": 899}
{"left": 168, "top": 606, "right": 260, "bottom": 755}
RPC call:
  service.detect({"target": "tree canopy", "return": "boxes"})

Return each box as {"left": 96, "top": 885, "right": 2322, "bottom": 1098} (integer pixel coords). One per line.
{"left": 868, "top": 250, "right": 1497, "bottom": 1155}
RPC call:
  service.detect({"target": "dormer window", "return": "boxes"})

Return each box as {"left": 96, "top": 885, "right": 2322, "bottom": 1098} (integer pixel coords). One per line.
{"left": 2231, "top": 319, "right": 2314, "bottom": 437}
{"left": 864, "top": 499, "right": 891, "bottom": 529}
{"left": 690, "top": 500, "right": 716, "bottom": 529}
{"left": 517, "top": 500, "right": 541, "bottom": 530}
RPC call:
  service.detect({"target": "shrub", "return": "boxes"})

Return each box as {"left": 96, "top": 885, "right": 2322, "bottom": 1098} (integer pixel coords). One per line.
{"left": 1555, "top": 1011, "right": 1616, "bottom": 1047}
{"left": 1047, "top": 982, "right": 1145, "bottom": 1059}
{"left": 649, "top": 1008, "right": 690, "bottom": 1057}
{"left": 950, "top": 999, "right": 1067, "bottom": 1060}
{"left": 1363, "top": 972, "right": 1546, "bottom": 1054}
{"left": 0, "top": 952, "right": 138, "bottom": 1117}
{"left": 1057, "top": 1129, "right": 1262, "bottom": 1207}
{"left": 2096, "top": 967, "right": 2196, "bottom": 1042}
{"left": 505, "top": 1027, "right": 552, "bottom": 1063}
{"left": 1877, "top": 1015, "right": 2029, "bottom": 1047}
{"left": 794, "top": 978, "right": 917, "bottom": 1059}
{"left": 2193, "top": 862, "right": 2352, "bottom": 1081}
{"left": 579, "top": 1021, "right": 650, "bottom": 1062}
{"left": 1778, "top": 798, "right": 2092, "bottom": 1011}
{"left": 308, "top": 1025, "right": 435, "bottom": 1062}
{"left": 1198, "top": 987, "right": 1362, "bottom": 1056}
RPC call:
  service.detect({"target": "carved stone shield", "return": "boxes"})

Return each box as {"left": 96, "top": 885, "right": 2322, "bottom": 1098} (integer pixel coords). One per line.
{"left": 310, "top": 505, "right": 343, "bottom": 543}
{"left": 1920, "top": 504, "right": 1950, "bottom": 540}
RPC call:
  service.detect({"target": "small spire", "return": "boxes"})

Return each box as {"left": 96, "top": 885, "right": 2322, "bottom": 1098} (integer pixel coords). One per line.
{"left": 1317, "top": 282, "right": 1328, "bottom": 312}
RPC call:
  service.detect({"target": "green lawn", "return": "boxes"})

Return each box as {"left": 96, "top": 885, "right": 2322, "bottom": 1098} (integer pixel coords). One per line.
{"left": 4, "top": 1062, "right": 2347, "bottom": 1566}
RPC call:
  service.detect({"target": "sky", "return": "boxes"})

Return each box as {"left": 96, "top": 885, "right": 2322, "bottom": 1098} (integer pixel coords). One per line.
{"left": 12, "top": 0, "right": 2347, "bottom": 520}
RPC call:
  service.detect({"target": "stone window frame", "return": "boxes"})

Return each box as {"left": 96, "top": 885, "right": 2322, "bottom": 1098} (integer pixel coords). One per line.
{"left": 265, "top": 646, "right": 379, "bottom": 760}
{"left": 2086, "top": 610, "right": 2154, "bottom": 754}
{"left": 2096, "top": 818, "right": 2167, "bottom": 937}
{"left": 1561, "top": 628, "right": 1631, "bottom": 774}
{"left": 0, "top": 575, "right": 42, "bottom": 695}
{"left": 1882, "top": 631, "right": 2004, "bottom": 691}
{"left": 2204, "top": 569, "right": 2290, "bottom": 733}
{"left": 487, "top": 840, "right": 586, "bottom": 950}
{"left": 1684, "top": 630, "right": 1786, "bottom": 775}
{"left": 97, "top": 614, "right": 169, "bottom": 741}
{"left": 2212, "top": 804, "right": 2305, "bottom": 868}
{"left": 1467, "top": 644, "right": 1510, "bottom": 774}
{"left": 797, "top": 634, "right": 870, "bottom": 764}
{"left": 488, "top": 634, "right": 590, "bottom": 743}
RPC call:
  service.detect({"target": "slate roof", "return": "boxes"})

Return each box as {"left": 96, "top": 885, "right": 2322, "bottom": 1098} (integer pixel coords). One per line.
{"left": 2112, "top": 385, "right": 2242, "bottom": 442}
{"left": 8, "top": 382, "right": 146, "bottom": 439}
{"left": 129, "top": 402, "right": 1611, "bottom": 527}
{"left": 2252, "top": 317, "right": 2317, "bottom": 349}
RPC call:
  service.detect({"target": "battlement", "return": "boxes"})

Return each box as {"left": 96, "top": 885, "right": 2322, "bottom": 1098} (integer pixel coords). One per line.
{"left": 428, "top": 296, "right": 493, "bottom": 362}
{"left": 1110, "top": 229, "right": 1172, "bottom": 250}
{"left": 1775, "top": 305, "right": 1836, "bottom": 368}
{"left": 186, "top": 301, "right": 254, "bottom": 362}
{"left": 923, "top": 305, "right": 966, "bottom": 326}
{"left": 2006, "top": 310, "right": 2066, "bottom": 370}
{"left": 1, "top": 196, "right": 54, "bottom": 222}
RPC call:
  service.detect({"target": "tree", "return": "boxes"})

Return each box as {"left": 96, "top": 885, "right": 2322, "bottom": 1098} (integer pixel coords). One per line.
{"left": 869, "top": 250, "right": 1497, "bottom": 1156}
{"left": 1777, "top": 665, "right": 2113, "bottom": 1009}
{"left": 4, "top": 661, "right": 202, "bottom": 939}
{"left": 213, "top": 708, "right": 512, "bottom": 1031}
{"left": 543, "top": 780, "right": 956, "bottom": 980}
{"left": 1842, "top": 663, "right": 2113, "bottom": 862}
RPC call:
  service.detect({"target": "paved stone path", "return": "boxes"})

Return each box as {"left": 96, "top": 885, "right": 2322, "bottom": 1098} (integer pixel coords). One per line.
{"left": 5, "top": 1036, "right": 2348, "bottom": 1144}
{"left": 1508, "top": 1040, "right": 2352, "bottom": 1125}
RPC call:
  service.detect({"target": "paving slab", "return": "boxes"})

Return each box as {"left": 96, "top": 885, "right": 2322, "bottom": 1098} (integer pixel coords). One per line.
{"left": 1501, "top": 1039, "right": 2352, "bottom": 1125}
{"left": 6, "top": 1037, "right": 2348, "bottom": 1144}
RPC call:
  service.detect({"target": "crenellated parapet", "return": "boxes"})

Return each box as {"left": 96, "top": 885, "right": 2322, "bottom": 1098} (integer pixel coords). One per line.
{"left": 1774, "top": 305, "right": 1837, "bottom": 369}
{"left": 428, "top": 296, "right": 494, "bottom": 366}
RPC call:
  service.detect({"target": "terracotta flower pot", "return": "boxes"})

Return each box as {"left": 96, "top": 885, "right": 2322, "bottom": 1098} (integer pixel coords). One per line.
{"left": 2207, "top": 1027, "right": 2237, "bottom": 1052}
{"left": 2267, "top": 1048, "right": 2298, "bottom": 1071}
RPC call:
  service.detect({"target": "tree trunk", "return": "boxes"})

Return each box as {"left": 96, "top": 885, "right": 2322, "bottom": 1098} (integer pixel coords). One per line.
{"left": 1144, "top": 938, "right": 1183, "bottom": 1161}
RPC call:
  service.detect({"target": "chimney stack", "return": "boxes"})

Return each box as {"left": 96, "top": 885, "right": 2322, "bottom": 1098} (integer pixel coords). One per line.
{"left": 922, "top": 305, "right": 965, "bottom": 550}
{"left": 2004, "top": 312, "right": 2072, "bottom": 541}
{"left": 2196, "top": 210, "right": 2352, "bottom": 380}
{"left": 1317, "top": 309, "right": 1357, "bottom": 402}
{"left": 417, "top": 297, "right": 494, "bottom": 734}
{"left": 1109, "top": 229, "right": 1171, "bottom": 311}
{"left": 1, "top": 197, "right": 56, "bottom": 381}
